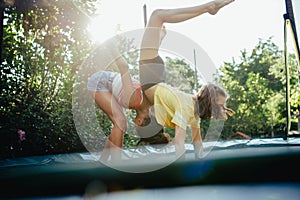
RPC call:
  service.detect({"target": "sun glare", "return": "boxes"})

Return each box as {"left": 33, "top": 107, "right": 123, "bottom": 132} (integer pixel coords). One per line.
{"left": 87, "top": 15, "right": 120, "bottom": 44}
{"left": 86, "top": 0, "right": 144, "bottom": 44}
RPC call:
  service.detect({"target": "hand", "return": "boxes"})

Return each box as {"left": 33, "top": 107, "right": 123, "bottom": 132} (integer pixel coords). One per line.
{"left": 193, "top": 141, "right": 203, "bottom": 159}
{"left": 225, "top": 107, "right": 235, "bottom": 116}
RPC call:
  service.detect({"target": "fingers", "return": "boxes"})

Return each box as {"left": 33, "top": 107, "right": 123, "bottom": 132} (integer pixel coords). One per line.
{"left": 225, "top": 107, "right": 235, "bottom": 116}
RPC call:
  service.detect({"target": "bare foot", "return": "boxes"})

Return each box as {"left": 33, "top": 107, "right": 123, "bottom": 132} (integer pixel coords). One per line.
{"left": 160, "top": 25, "right": 167, "bottom": 44}
{"left": 208, "top": 0, "right": 235, "bottom": 15}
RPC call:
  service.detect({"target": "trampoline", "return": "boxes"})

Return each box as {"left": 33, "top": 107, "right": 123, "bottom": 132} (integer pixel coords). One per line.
{"left": 1, "top": 138, "right": 300, "bottom": 199}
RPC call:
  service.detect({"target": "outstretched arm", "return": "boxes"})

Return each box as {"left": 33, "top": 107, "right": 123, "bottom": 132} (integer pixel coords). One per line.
{"left": 191, "top": 127, "right": 203, "bottom": 159}
{"left": 109, "top": 44, "right": 138, "bottom": 108}
{"left": 174, "top": 125, "right": 187, "bottom": 159}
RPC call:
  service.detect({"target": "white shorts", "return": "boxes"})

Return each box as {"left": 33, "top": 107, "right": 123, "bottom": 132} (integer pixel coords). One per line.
{"left": 87, "top": 71, "right": 117, "bottom": 92}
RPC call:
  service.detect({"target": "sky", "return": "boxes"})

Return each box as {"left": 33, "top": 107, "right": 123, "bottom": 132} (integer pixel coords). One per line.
{"left": 87, "top": 0, "right": 300, "bottom": 68}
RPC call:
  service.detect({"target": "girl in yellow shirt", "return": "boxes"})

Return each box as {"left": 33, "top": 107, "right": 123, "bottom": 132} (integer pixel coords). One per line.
{"left": 135, "top": 0, "right": 235, "bottom": 159}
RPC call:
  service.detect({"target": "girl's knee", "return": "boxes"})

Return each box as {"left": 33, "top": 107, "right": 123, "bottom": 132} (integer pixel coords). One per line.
{"left": 151, "top": 9, "right": 164, "bottom": 17}
{"left": 150, "top": 9, "right": 165, "bottom": 23}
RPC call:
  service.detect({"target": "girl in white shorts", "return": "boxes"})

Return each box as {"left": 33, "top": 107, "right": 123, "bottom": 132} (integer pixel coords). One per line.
{"left": 88, "top": 46, "right": 145, "bottom": 162}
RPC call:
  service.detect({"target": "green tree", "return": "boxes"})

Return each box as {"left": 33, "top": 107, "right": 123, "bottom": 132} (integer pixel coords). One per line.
{"left": 217, "top": 38, "right": 299, "bottom": 138}
{"left": 165, "top": 57, "right": 199, "bottom": 94}
{"left": 0, "top": 0, "right": 98, "bottom": 158}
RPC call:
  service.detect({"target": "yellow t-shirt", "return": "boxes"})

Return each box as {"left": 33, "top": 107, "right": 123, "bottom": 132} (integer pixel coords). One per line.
{"left": 154, "top": 83, "right": 200, "bottom": 130}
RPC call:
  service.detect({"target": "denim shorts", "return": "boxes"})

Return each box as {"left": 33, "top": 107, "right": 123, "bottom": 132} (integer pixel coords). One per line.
{"left": 87, "top": 71, "right": 117, "bottom": 92}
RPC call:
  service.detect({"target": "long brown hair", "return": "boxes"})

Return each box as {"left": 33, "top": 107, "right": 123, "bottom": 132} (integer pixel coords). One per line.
{"left": 137, "top": 128, "right": 171, "bottom": 146}
{"left": 194, "top": 84, "right": 228, "bottom": 120}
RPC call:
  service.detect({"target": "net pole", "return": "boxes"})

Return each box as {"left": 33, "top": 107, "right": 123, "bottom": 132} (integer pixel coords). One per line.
{"left": 143, "top": 4, "right": 147, "bottom": 27}
{"left": 284, "top": 14, "right": 291, "bottom": 139}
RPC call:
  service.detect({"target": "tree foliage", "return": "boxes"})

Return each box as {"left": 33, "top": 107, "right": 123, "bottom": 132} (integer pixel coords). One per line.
{"left": 217, "top": 38, "right": 299, "bottom": 138}
{"left": 0, "top": 0, "right": 98, "bottom": 158}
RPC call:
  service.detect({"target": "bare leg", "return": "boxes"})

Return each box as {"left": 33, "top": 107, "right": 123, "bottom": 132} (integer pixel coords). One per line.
{"left": 93, "top": 91, "right": 126, "bottom": 162}
{"left": 140, "top": 0, "right": 235, "bottom": 60}
{"left": 100, "top": 139, "right": 111, "bottom": 161}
